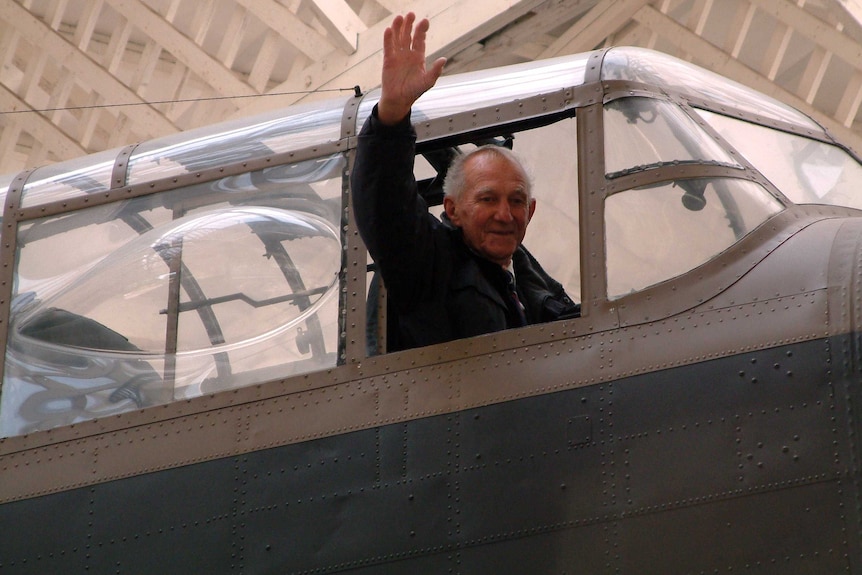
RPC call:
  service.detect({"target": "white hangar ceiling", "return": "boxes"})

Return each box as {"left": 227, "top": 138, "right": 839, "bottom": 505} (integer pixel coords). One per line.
{"left": 1, "top": 0, "right": 862, "bottom": 176}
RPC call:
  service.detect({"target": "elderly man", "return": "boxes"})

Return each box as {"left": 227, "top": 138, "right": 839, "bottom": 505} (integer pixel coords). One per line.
{"left": 352, "top": 13, "right": 578, "bottom": 351}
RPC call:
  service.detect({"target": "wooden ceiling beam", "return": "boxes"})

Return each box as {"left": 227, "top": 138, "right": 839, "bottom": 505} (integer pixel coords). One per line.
{"left": 214, "top": 6, "right": 251, "bottom": 69}
{"left": 104, "top": 0, "right": 256, "bottom": 98}
{"left": 726, "top": 2, "right": 757, "bottom": 58}
{"left": 231, "top": 0, "right": 547, "bottom": 118}
{"left": 103, "top": 19, "right": 134, "bottom": 75}
{"left": 0, "top": 0, "right": 177, "bottom": 135}
{"left": 539, "top": 0, "right": 652, "bottom": 58}
{"left": 307, "top": 0, "right": 368, "bottom": 53}
{"left": 750, "top": 0, "right": 862, "bottom": 72}
{"left": 73, "top": 0, "right": 104, "bottom": 51}
{"left": 836, "top": 69, "right": 862, "bottom": 127}
{"left": 632, "top": 3, "right": 862, "bottom": 152}
{"left": 0, "top": 84, "right": 86, "bottom": 162}
{"left": 0, "top": 123, "right": 23, "bottom": 170}
{"left": 762, "top": 19, "right": 793, "bottom": 81}
{"left": 443, "top": 0, "right": 599, "bottom": 72}
{"left": 837, "top": 0, "right": 862, "bottom": 29}
{"left": 233, "top": 0, "right": 337, "bottom": 61}
{"left": 371, "top": 0, "right": 411, "bottom": 13}
{"left": 798, "top": 46, "right": 832, "bottom": 104}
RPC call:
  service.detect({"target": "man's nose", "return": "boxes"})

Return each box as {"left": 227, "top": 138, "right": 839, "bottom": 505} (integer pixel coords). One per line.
{"left": 494, "top": 201, "right": 513, "bottom": 222}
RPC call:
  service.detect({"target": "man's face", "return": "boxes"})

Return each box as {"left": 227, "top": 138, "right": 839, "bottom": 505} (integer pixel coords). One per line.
{"left": 444, "top": 152, "right": 536, "bottom": 267}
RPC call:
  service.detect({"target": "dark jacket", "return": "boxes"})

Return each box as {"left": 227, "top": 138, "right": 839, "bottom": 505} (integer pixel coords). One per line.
{"left": 351, "top": 107, "right": 578, "bottom": 351}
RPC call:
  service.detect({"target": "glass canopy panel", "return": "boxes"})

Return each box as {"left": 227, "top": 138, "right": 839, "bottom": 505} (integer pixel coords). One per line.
{"left": 604, "top": 97, "right": 739, "bottom": 176}
{"left": 1, "top": 153, "right": 344, "bottom": 437}
{"left": 601, "top": 47, "right": 823, "bottom": 133}
{"left": 357, "top": 52, "right": 593, "bottom": 129}
{"left": 18, "top": 148, "right": 120, "bottom": 208}
{"left": 605, "top": 178, "right": 783, "bottom": 299}
{"left": 127, "top": 96, "right": 349, "bottom": 185}
{"left": 696, "top": 109, "right": 862, "bottom": 210}
{"left": 518, "top": 117, "right": 581, "bottom": 303}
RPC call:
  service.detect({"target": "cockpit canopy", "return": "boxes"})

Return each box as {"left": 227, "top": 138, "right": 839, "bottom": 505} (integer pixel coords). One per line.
{"left": 1, "top": 46, "right": 860, "bottom": 437}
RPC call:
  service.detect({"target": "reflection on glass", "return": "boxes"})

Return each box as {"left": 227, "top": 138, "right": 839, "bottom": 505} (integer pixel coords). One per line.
{"left": 602, "top": 47, "right": 822, "bottom": 132}
{"left": 128, "top": 97, "right": 348, "bottom": 185}
{"left": 606, "top": 178, "right": 783, "bottom": 298}
{"left": 696, "top": 109, "right": 862, "bottom": 210}
{"left": 517, "top": 118, "right": 581, "bottom": 303}
{"left": 604, "top": 97, "right": 738, "bottom": 176}
{"left": 357, "top": 53, "right": 591, "bottom": 128}
{"left": 1, "top": 155, "right": 345, "bottom": 437}
{"left": 19, "top": 148, "right": 120, "bottom": 208}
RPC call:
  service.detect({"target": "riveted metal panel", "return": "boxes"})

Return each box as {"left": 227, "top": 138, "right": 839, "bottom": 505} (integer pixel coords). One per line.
{"left": 110, "top": 143, "right": 139, "bottom": 189}
{"left": 617, "top": 482, "right": 849, "bottom": 574}
{"left": 0, "top": 485, "right": 92, "bottom": 574}
{"left": 0, "top": 170, "right": 33, "bottom": 392}
{"left": 413, "top": 85, "right": 588, "bottom": 146}
{"left": 615, "top": 207, "right": 847, "bottom": 326}
{"left": 603, "top": 163, "right": 755, "bottom": 196}
{"left": 0, "top": 268, "right": 839, "bottom": 502}
{"left": 1, "top": 338, "right": 858, "bottom": 573}
{"left": 11, "top": 139, "right": 349, "bottom": 222}
{"left": 88, "top": 460, "right": 237, "bottom": 573}
{"left": 341, "top": 91, "right": 366, "bottom": 364}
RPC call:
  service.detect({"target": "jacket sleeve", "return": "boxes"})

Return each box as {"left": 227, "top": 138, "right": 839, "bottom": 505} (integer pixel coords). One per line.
{"left": 350, "top": 106, "right": 447, "bottom": 309}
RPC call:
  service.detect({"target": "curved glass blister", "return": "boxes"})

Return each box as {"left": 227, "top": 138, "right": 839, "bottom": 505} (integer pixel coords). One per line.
{"left": 127, "top": 97, "right": 348, "bottom": 185}
{"left": 605, "top": 178, "right": 783, "bottom": 299}
{"left": 602, "top": 47, "right": 823, "bottom": 133}
{"left": 1, "top": 154, "right": 344, "bottom": 437}
{"left": 604, "top": 97, "right": 739, "bottom": 176}
{"left": 357, "top": 52, "right": 592, "bottom": 128}
{"left": 696, "top": 109, "right": 862, "bottom": 210}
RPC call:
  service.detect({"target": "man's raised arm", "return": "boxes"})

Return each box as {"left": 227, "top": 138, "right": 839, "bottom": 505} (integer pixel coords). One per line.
{"left": 377, "top": 12, "right": 447, "bottom": 125}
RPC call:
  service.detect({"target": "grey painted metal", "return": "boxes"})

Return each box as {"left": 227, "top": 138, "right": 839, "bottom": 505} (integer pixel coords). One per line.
{"left": 341, "top": 90, "right": 367, "bottom": 364}
{"left": 110, "top": 143, "right": 139, "bottom": 190}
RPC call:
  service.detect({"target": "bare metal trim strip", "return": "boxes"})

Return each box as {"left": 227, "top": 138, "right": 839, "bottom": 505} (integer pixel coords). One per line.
{"left": 0, "top": 169, "right": 36, "bottom": 405}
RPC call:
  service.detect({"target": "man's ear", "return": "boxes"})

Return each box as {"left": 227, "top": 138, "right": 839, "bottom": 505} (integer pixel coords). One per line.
{"left": 527, "top": 198, "right": 537, "bottom": 222}
{"left": 444, "top": 196, "right": 460, "bottom": 226}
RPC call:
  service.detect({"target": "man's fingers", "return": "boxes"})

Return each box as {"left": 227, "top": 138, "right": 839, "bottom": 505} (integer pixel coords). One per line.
{"left": 382, "top": 24, "right": 394, "bottom": 54}
{"left": 412, "top": 17, "right": 429, "bottom": 54}
{"left": 429, "top": 57, "right": 447, "bottom": 84}
{"left": 397, "top": 13, "right": 415, "bottom": 50}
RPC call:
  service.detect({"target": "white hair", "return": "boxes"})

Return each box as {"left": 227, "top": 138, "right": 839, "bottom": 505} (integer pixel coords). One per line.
{"left": 442, "top": 145, "right": 533, "bottom": 201}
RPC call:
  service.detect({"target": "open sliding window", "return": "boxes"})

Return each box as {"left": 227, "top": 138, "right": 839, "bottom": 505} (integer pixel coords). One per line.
{"left": 365, "top": 115, "right": 582, "bottom": 355}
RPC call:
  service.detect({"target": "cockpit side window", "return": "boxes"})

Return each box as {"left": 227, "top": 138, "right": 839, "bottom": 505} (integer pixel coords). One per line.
{"left": 695, "top": 109, "right": 862, "bottom": 210}
{"left": 605, "top": 178, "right": 783, "bottom": 298}
{"left": 1, "top": 155, "right": 344, "bottom": 437}
{"left": 604, "top": 97, "right": 740, "bottom": 177}
{"left": 514, "top": 117, "right": 581, "bottom": 302}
